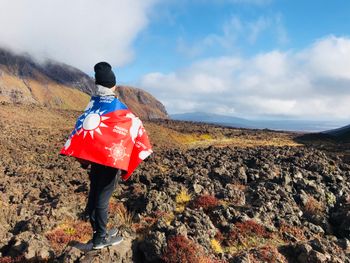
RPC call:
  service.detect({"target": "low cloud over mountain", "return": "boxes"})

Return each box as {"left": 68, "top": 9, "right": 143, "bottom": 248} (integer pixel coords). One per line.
{"left": 0, "top": 0, "right": 158, "bottom": 71}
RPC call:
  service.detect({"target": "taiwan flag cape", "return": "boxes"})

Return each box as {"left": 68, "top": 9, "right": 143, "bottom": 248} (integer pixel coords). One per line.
{"left": 60, "top": 96, "right": 152, "bottom": 181}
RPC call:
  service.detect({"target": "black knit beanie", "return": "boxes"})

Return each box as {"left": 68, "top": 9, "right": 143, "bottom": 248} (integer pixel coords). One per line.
{"left": 94, "top": 62, "right": 116, "bottom": 88}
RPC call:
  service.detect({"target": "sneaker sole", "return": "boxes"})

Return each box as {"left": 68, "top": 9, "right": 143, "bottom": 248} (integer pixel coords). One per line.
{"left": 92, "top": 244, "right": 107, "bottom": 250}
{"left": 92, "top": 238, "right": 123, "bottom": 250}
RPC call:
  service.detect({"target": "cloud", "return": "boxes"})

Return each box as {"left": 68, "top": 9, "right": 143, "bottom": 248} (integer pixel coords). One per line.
{"left": 0, "top": 0, "right": 158, "bottom": 71}
{"left": 141, "top": 36, "right": 350, "bottom": 120}
{"left": 177, "top": 14, "right": 288, "bottom": 58}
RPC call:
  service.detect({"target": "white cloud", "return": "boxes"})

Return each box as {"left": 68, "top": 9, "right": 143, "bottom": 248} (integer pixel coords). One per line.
{"left": 177, "top": 14, "right": 288, "bottom": 58}
{"left": 301, "top": 36, "right": 350, "bottom": 79}
{"left": 141, "top": 36, "right": 350, "bottom": 120}
{"left": 246, "top": 16, "right": 271, "bottom": 44}
{"left": 0, "top": 0, "right": 158, "bottom": 71}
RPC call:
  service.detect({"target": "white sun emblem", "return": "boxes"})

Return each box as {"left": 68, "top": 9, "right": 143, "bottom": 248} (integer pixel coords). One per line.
{"left": 105, "top": 141, "right": 130, "bottom": 165}
{"left": 76, "top": 109, "right": 109, "bottom": 139}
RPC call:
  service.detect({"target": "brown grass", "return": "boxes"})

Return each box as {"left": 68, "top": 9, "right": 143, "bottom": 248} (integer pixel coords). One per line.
{"left": 0, "top": 103, "right": 302, "bottom": 153}
{"left": 189, "top": 136, "right": 301, "bottom": 148}
{"left": 279, "top": 224, "right": 306, "bottom": 241}
{"left": 304, "top": 196, "right": 325, "bottom": 217}
{"left": 109, "top": 201, "right": 134, "bottom": 228}
{"left": 224, "top": 220, "right": 284, "bottom": 255}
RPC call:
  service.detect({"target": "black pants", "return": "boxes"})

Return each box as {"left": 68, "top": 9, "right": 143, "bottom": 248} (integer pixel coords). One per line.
{"left": 87, "top": 163, "right": 120, "bottom": 243}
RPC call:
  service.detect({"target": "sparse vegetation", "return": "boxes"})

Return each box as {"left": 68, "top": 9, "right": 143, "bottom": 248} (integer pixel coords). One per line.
{"left": 249, "top": 245, "right": 287, "bottom": 263}
{"left": 163, "top": 235, "right": 207, "bottom": 263}
{"left": 154, "top": 210, "right": 175, "bottom": 226}
{"left": 279, "top": 223, "right": 306, "bottom": 242}
{"left": 45, "top": 221, "right": 92, "bottom": 252}
{"left": 325, "top": 191, "right": 336, "bottom": 206}
{"left": 229, "top": 220, "right": 272, "bottom": 242}
{"left": 303, "top": 196, "right": 325, "bottom": 217}
{"left": 192, "top": 194, "right": 219, "bottom": 211}
{"left": 223, "top": 220, "right": 283, "bottom": 255}
{"left": 175, "top": 189, "right": 192, "bottom": 213}
{"left": 0, "top": 255, "right": 25, "bottom": 263}
{"left": 210, "top": 239, "right": 224, "bottom": 254}
{"left": 110, "top": 201, "right": 134, "bottom": 227}
{"left": 132, "top": 211, "right": 175, "bottom": 240}
{"left": 1, "top": 104, "right": 349, "bottom": 262}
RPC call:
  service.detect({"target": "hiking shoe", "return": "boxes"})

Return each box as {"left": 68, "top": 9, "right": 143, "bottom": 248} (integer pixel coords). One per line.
{"left": 107, "top": 228, "right": 118, "bottom": 237}
{"left": 87, "top": 229, "right": 119, "bottom": 244}
{"left": 92, "top": 236, "right": 123, "bottom": 250}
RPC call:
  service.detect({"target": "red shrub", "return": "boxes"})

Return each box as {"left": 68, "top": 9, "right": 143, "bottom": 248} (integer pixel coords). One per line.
{"left": 45, "top": 221, "right": 92, "bottom": 252}
{"left": 0, "top": 256, "right": 25, "bottom": 263}
{"left": 131, "top": 215, "right": 158, "bottom": 235}
{"left": 192, "top": 195, "right": 219, "bottom": 211}
{"left": 153, "top": 210, "right": 168, "bottom": 218}
{"left": 46, "top": 228, "right": 74, "bottom": 251}
{"left": 199, "top": 257, "right": 228, "bottom": 263}
{"left": 279, "top": 224, "right": 306, "bottom": 241}
{"left": 215, "top": 230, "right": 225, "bottom": 243}
{"left": 228, "top": 220, "right": 272, "bottom": 244}
{"left": 163, "top": 235, "right": 205, "bottom": 263}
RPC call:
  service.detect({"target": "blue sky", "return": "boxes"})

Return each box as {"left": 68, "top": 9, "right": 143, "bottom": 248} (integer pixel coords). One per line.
{"left": 119, "top": 0, "right": 350, "bottom": 83}
{"left": 1, "top": 0, "right": 350, "bottom": 122}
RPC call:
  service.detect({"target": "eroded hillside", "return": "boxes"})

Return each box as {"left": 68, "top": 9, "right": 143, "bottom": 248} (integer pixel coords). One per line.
{"left": 0, "top": 48, "right": 169, "bottom": 119}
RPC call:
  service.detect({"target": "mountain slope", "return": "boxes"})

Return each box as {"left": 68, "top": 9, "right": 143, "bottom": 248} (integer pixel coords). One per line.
{"left": 0, "top": 49, "right": 94, "bottom": 110}
{"left": 323, "top": 124, "right": 350, "bottom": 142}
{"left": 115, "top": 86, "right": 168, "bottom": 120}
{"left": 0, "top": 48, "right": 168, "bottom": 119}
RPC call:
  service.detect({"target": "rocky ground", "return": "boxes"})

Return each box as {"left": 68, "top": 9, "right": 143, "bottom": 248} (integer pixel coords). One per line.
{"left": 0, "top": 104, "right": 350, "bottom": 262}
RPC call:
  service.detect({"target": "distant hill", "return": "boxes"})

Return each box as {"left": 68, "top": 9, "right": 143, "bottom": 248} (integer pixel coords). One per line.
{"left": 323, "top": 124, "right": 350, "bottom": 142}
{"left": 0, "top": 48, "right": 168, "bottom": 119}
{"left": 171, "top": 112, "right": 343, "bottom": 132}
{"left": 171, "top": 112, "right": 251, "bottom": 127}
{"left": 115, "top": 86, "right": 168, "bottom": 120}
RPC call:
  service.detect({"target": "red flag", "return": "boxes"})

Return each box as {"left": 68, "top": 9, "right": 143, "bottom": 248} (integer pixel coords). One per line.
{"left": 60, "top": 96, "right": 152, "bottom": 180}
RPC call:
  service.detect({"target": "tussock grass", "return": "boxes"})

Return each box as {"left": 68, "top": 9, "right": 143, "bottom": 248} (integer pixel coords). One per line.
{"left": 175, "top": 189, "right": 191, "bottom": 213}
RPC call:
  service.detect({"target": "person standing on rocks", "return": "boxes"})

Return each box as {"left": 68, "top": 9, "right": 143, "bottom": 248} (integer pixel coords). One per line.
{"left": 78, "top": 62, "right": 123, "bottom": 250}
{"left": 61, "top": 61, "right": 152, "bottom": 250}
